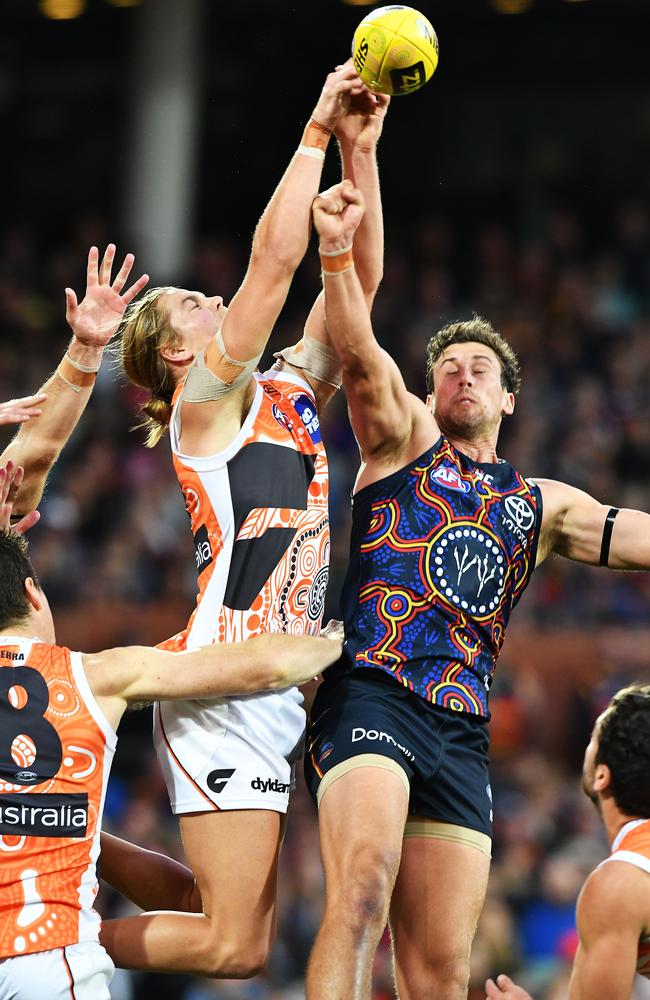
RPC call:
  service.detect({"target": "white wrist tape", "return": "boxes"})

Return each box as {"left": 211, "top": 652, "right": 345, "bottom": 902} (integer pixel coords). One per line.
{"left": 274, "top": 333, "right": 342, "bottom": 390}
{"left": 65, "top": 351, "right": 102, "bottom": 374}
{"left": 297, "top": 145, "right": 326, "bottom": 162}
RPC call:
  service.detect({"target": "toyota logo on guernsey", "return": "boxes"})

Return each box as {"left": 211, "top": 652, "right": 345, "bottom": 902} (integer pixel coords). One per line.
{"left": 430, "top": 466, "right": 471, "bottom": 494}
{"left": 504, "top": 495, "right": 535, "bottom": 531}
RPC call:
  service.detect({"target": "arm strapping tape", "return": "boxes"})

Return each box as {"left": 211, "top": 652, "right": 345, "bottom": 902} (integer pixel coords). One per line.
{"left": 273, "top": 333, "right": 342, "bottom": 390}
{"left": 182, "top": 330, "right": 262, "bottom": 403}
{"left": 599, "top": 507, "right": 620, "bottom": 567}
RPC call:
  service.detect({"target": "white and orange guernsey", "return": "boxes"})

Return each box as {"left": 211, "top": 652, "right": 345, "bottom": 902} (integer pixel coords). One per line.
{"left": 0, "top": 636, "right": 116, "bottom": 960}
{"left": 155, "top": 368, "right": 330, "bottom": 814}
{"left": 600, "top": 817, "right": 650, "bottom": 978}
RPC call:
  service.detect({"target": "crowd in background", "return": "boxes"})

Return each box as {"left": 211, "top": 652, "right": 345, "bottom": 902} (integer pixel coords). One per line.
{"left": 1, "top": 193, "right": 650, "bottom": 998}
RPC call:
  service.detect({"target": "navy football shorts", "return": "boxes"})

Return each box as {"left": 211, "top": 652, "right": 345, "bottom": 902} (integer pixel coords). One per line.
{"left": 304, "top": 667, "right": 493, "bottom": 839}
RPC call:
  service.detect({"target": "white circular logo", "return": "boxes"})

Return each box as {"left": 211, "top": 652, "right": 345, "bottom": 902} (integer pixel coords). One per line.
{"left": 308, "top": 567, "right": 329, "bottom": 622}
{"left": 504, "top": 496, "right": 534, "bottom": 531}
{"left": 431, "top": 525, "right": 506, "bottom": 618}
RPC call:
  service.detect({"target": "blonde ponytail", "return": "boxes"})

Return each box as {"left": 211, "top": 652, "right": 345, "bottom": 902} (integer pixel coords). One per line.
{"left": 119, "top": 287, "right": 179, "bottom": 447}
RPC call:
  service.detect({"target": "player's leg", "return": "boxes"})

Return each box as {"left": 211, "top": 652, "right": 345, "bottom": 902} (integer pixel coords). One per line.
{"left": 306, "top": 759, "right": 410, "bottom": 1000}
{"left": 390, "top": 823, "right": 491, "bottom": 1000}
{"left": 101, "top": 808, "right": 283, "bottom": 977}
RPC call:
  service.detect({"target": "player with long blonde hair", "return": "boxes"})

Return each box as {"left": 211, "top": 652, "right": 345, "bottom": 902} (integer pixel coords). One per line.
{"left": 100, "top": 63, "right": 390, "bottom": 978}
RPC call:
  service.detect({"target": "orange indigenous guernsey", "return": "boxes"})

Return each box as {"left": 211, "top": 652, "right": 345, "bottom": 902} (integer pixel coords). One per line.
{"left": 0, "top": 637, "right": 116, "bottom": 959}
{"left": 164, "top": 370, "right": 330, "bottom": 651}
{"left": 602, "top": 817, "right": 650, "bottom": 978}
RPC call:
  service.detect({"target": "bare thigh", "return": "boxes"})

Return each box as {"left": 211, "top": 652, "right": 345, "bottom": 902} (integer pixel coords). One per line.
{"left": 180, "top": 808, "right": 283, "bottom": 937}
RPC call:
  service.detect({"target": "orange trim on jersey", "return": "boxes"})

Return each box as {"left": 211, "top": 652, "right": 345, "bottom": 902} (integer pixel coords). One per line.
{"left": 156, "top": 704, "right": 219, "bottom": 812}
{"left": 62, "top": 947, "right": 76, "bottom": 998}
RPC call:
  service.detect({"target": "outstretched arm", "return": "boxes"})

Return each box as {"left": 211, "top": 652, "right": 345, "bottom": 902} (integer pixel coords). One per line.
{"left": 84, "top": 632, "right": 342, "bottom": 730}
{"left": 312, "top": 182, "right": 432, "bottom": 465}
{"left": 537, "top": 477, "right": 650, "bottom": 568}
{"left": 210, "top": 64, "right": 365, "bottom": 372}
{"left": 2, "top": 245, "right": 148, "bottom": 513}
{"left": 285, "top": 75, "right": 389, "bottom": 408}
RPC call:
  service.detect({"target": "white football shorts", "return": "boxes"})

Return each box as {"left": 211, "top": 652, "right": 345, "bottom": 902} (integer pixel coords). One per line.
{"left": 154, "top": 687, "right": 306, "bottom": 814}
{"left": 0, "top": 941, "right": 114, "bottom": 1000}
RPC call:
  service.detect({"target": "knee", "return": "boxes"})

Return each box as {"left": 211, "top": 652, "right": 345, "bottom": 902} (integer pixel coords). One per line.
{"left": 399, "top": 952, "right": 470, "bottom": 1000}
{"left": 332, "top": 850, "right": 399, "bottom": 939}
{"left": 195, "top": 935, "right": 272, "bottom": 979}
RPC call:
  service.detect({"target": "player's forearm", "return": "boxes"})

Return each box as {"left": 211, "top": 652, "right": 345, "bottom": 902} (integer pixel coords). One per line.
{"left": 250, "top": 140, "right": 327, "bottom": 274}
{"left": 100, "top": 833, "right": 199, "bottom": 913}
{"left": 1, "top": 337, "right": 102, "bottom": 510}
{"left": 339, "top": 140, "right": 384, "bottom": 301}
{"left": 321, "top": 255, "right": 377, "bottom": 375}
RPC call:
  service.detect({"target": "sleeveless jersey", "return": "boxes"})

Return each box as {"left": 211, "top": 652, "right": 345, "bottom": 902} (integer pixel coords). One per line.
{"left": 340, "top": 436, "right": 542, "bottom": 718}
{"left": 0, "top": 637, "right": 116, "bottom": 959}
{"left": 600, "top": 817, "right": 650, "bottom": 978}
{"left": 166, "top": 370, "right": 330, "bottom": 649}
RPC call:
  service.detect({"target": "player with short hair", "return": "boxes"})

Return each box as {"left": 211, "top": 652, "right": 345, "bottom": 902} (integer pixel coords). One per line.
{"left": 105, "top": 64, "right": 389, "bottom": 977}
{"left": 304, "top": 180, "right": 650, "bottom": 1000}
{"left": 0, "top": 467, "right": 341, "bottom": 1000}
{"left": 485, "top": 683, "right": 650, "bottom": 1000}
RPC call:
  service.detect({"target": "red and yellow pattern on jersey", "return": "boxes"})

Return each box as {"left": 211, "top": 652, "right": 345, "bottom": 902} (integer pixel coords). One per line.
{"left": 603, "top": 817, "right": 650, "bottom": 977}
{"left": 0, "top": 637, "right": 116, "bottom": 959}
{"left": 340, "top": 437, "right": 541, "bottom": 718}
{"left": 164, "top": 370, "right": 330, "bottom": 650}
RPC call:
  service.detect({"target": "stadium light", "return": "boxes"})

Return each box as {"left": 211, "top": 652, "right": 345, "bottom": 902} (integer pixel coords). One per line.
{"left": 39, "top": 0, "right": 86, "bottom": 17}
{"left": 489, "top": 0, "right": 533, "bottom": 11}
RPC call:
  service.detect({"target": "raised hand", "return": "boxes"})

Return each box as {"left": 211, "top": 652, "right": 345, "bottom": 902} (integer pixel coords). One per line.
{"left": 334, "top": 62, "right": 390, "bottom": 151}
{"left": 0, "top": 393, "right": 47, "bottom": 428}
{"left": 0, "top": 461, "right": 39, "bottom": 534}
{"left": 311, "top": 62, "right": 368, "bottom": 134}
{"left": 65, "top": 245, "right": 149, "bottom": 349}
{"left": 312, "top": 179, "right": 366, "bottom": 250}
{"left": 485, "top": 975, "right": 534, "bottom": 1000}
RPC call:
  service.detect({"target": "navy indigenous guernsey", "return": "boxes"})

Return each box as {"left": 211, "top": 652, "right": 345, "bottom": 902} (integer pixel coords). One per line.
{"left": 339, "top": 436, "right": 542, "bottom": 719}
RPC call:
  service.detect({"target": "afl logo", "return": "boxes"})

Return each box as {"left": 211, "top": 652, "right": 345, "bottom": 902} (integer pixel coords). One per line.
{"left": 430, "top": 466, "right": 471, "bottom": 494}
{"left": 15, "top": 770, "right": 38, "bottom": 783}
{"left": 307, "top": 566, "right": 329, "bottom": 622}
{"left": 183, "top": 488, "right": 200, "bottom": 518}
{"left": 504, "top": 496, "right": 534, "bottom": 531}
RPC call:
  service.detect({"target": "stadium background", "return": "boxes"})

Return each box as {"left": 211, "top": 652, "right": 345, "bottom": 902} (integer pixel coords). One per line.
{"left": 2, "top": 0, "right": 650, "bottom": 996}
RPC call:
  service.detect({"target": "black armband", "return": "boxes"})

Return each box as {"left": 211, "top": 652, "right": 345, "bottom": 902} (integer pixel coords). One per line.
{"left": 599, "top": 507, "right": 620, "bottom": 567}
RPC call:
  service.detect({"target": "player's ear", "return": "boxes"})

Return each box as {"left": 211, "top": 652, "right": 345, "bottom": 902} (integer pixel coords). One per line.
{"left": 426, "top": 392, "right": 435, "bottom": 412}
{"left": 502, "top": 391, "right": 515, "bottom": 417}
{"left": 159, "top": 343, "right": 194, "bottom": 364}
{"left": 24, "top": 577, "right": 43, "bottom": 612}
{"left": 593, "top": 762, "right": 612, "bottom": 793}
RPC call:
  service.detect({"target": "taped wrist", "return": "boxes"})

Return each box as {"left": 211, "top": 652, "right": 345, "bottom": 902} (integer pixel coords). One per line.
{"left": 182, "top": 331, "right": 261, "bottom": 403}
{"left": 56, "top": 355, "right": 97, "bottom": 393}
{"left": 319, "top": 244, "right": 355, "bottom": 276}
{"left": 300, "top": 118, "right": 332, "bottom": 156}
{"left": 274, "top": 334, "right": 342, "bottom": 390}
